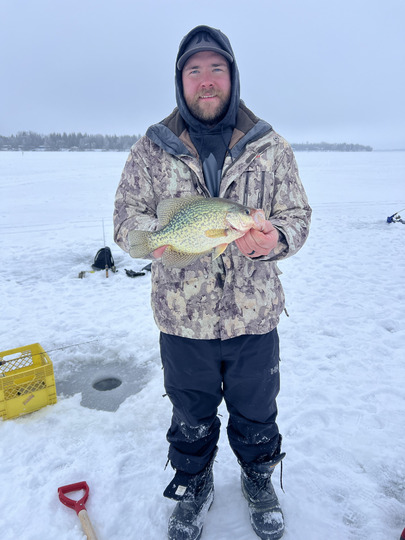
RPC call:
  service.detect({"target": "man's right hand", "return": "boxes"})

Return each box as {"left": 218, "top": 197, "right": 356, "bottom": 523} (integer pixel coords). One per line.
{"left": 152, "top": 246, "right": 168, "bottom": 258}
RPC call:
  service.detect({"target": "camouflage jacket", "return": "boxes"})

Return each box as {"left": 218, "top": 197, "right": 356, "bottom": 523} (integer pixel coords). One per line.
{"left": 114, "top": 103, "right": 311, "bottom": 340}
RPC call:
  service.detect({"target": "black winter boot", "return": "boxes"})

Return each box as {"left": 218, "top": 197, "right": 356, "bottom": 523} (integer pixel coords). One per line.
{"left": 164, "top": 453, "right": 216, "bottom": 540}
{"left": 240, "top": 452, "right": 286, "bottom": 540}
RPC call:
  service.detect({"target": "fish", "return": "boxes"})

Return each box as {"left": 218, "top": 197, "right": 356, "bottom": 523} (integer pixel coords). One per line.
{"left": 128, "top": 196, "right": 266, "bottom": 268}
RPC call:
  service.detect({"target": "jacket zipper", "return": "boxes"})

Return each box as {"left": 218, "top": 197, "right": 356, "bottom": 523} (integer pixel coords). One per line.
{"left": 258, "top": 171, "right": 265, "bottom": 209}
{"left": 185, "top": 160, "right": 210, "bottom": 198}
{"left": 221, "top": 137, "right": 273, "bottom": 178}
{"left": 221, "top": 140, "right": 274, "bottom": 201}
{"left": 243, "top": 170, "right": 252, "bottom": 206}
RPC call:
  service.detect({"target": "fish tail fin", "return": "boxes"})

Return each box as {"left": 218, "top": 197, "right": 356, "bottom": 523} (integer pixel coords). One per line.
{"left": 128, "top": 229, "right": 153, "bottom": 259}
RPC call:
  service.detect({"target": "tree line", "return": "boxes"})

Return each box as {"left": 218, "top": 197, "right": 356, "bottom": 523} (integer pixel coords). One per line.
{"left": 291, "top": 142, "right": 372, "bottom": 152}
{"left": 0, "top": 131, "right": 141, "bottom": 151}
{"left": 0, "top": 131, "right": 372, "bottom": 152}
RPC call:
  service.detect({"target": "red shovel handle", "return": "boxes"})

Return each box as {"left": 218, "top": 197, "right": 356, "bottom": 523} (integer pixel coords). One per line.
{"left": 58, "top": 481, "right": 89, "bottom": 515}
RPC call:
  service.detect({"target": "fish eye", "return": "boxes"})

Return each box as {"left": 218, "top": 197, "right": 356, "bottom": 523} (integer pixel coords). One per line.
{"left": 245, "top": 209, "right": 250, "bottom": 215}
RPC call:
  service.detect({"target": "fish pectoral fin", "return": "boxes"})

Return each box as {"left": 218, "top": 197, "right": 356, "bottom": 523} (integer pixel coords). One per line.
{"left": 204, "top": 229, "right": 229, "bottom": 239}
{"left": 212, "top": 243, "right": 228, "bottom": 260}
{"left": 162, "top": 248, "right": 203, "bottom": 268}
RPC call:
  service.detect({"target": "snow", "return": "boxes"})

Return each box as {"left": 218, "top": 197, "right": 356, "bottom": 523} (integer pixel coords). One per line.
{"left": 1, "top": 149, "right": 405, "bottom": 540}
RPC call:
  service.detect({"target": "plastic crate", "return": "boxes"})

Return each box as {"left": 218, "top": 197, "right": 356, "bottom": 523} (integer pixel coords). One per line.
{"left": 0, "top": 343, "right": 57, "bottom": 420}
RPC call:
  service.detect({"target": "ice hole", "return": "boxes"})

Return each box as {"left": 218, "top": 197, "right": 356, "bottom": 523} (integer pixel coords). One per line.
{"left": 92, "top": 377, "right": 122, "bottom": 391}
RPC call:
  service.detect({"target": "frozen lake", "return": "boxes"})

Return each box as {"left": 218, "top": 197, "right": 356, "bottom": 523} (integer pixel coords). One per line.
{"left": 1, "top": 149, "right": 404, "bottom": 539}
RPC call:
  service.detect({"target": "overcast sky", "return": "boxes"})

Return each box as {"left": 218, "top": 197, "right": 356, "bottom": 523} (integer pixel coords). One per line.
{"left": 1, "top": 0, "right": 404, "bottom": 149}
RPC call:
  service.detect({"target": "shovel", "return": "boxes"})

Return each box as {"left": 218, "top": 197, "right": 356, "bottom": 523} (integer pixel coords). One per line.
{"left": 58, "top": 481, "right": 98, "bottom": 540}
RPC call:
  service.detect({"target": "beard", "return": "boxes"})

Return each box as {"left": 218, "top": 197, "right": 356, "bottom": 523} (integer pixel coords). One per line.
{"left": 186, "top": 92, "right": 231, "bottom": 126}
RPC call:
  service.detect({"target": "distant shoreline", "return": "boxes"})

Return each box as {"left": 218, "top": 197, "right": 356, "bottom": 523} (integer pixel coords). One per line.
{"left": 2, "top": 148, "right": 404, "bottom": 152}
{"left": 2, "top": 133, "right": 404, "bottom": 152}
{"left": 291, "top": 143, "right": 372, "bottom": 152}
{"left": 3, "top": 148, "right": 394, "bottom": 152}
{"left": 0, "top": 131, "right": 378, "bottom": 152}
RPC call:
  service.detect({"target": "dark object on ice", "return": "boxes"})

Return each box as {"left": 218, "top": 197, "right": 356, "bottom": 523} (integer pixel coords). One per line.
{"left": 141, "top": 262, "right": 152, "bottom": 272}
{"left": 125, "top": 269, "right": 145, "bottom": 278}
{"left": 92, "top": 247, "right": 117, "bottom": 272}
{"left": 387, "top": 209, "right": 405, "bottom": 224}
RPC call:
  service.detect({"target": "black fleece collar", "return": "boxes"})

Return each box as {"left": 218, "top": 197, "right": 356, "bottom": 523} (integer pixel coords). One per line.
{"left": 146, "top": 102, "right": 273, "bottom": 161}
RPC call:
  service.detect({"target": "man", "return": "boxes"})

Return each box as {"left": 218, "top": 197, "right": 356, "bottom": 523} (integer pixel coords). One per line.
{"left": 114, "top": 25, "right": 311, "bottom": 540}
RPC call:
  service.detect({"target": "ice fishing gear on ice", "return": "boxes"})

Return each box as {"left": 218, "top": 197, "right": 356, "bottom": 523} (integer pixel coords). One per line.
{"left": 91, "top": 219, "right": 117, "bottom": 277}
{"left": 124, "top": 262, "right": 152, "bottom": 277}
{"left": 387, "top": 208, "right": 405, "bottom": 224}
{"left": 78, "top": 270, "right": 96, "bottom": 279}
{"left": 124, "top": 269, "right": 145, "bottom": 278}
{"left": 91, "top": 247, "right": 117, "bottom": 273}
{"left": 58, "top": 481, "right": 98, "bottom": 540}
{"left": 78, "top": 245, "right": 118, "bottom": 279}
{"left": 0, "top": 343, "right": 57, "bottom": 420}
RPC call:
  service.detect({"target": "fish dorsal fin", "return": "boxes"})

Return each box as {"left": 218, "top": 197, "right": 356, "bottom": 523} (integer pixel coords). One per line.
{"left": 162, "top": 247, "right": 207, "bottom": 268}
{"left": 157, "top": 196, "right": 204, "bottom": 227}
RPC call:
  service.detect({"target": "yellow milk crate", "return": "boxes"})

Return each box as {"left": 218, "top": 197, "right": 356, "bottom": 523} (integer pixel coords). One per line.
{"left": 0, "top": 343, "right": 57, "bottom": 420}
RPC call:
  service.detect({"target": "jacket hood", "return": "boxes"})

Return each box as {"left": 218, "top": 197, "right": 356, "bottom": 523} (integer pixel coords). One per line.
{"left": 175, "top": 25, "right": 240, "bottom": 133}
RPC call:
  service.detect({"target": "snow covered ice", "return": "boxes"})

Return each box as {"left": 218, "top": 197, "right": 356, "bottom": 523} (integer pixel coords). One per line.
{"left": 0, "top": 149, "right": 404, "bottom": 540}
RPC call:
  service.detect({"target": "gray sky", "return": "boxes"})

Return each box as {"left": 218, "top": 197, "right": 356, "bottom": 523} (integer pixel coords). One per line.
{"left": 1, "top": 0, "right": 404, "bottom": 149}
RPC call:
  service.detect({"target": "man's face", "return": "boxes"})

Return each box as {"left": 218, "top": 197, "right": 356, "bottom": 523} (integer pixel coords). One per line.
{"left": 182, "top": 51, "right": 231, "bottom": 126}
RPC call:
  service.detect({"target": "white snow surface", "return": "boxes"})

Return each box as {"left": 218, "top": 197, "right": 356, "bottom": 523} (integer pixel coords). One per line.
{"left": 1, "top": 150, "right": 404, "bottom": 540}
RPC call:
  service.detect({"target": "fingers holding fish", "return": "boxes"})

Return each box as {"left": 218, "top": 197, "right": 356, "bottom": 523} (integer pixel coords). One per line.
{"left": 250, "top": 208, "right": 266, "bottom": 231}
{"left": 235, "top": 220, "right": 280, "bottom": 258}
{"left": 152, "top": 245, "right": 168, "bottom": 259}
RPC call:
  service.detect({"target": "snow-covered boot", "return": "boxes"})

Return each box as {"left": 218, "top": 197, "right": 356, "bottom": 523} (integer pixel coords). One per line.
{"left": 164, "top": 453, "right": 216, "bottom": 540}
{"left": 240, "top": 452, "right": 286, "bottom": 540}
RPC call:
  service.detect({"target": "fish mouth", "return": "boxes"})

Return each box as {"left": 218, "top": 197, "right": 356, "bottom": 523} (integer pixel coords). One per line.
{"left": 227, "top": 219, "right": 250, "bottom": 233}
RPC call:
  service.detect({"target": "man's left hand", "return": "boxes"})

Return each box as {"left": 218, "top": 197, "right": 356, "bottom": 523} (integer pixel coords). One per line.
{"left": 235, "top": 220, "right": 280, "bottom": 258}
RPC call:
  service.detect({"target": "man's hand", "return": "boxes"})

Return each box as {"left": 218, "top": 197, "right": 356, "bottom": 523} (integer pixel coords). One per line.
{"left": 235, "top": 220, "right": 280, "bottom": 258}
{"left": 152, "top": 245, "right": 168, "bottom": 259}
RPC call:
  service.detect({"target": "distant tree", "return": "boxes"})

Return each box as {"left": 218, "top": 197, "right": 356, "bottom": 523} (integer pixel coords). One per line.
{"left": 0, "top": 131, "right": 164, "bottom": 151}
{"left": 291, "top": 142, "right": 372, "bottom": 152}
